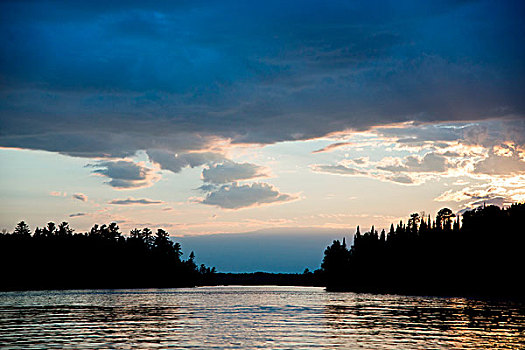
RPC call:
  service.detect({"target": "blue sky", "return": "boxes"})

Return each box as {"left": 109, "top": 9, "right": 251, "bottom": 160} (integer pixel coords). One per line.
{"left": 1, "top": 1, "right": 524, "bottom": 271}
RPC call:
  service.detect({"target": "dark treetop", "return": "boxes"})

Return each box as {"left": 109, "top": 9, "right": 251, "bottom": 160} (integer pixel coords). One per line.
{"left": 1, "top": 223, "right": 215, "bottom": 291}
{"left": 320, "top": 203, "right": 525, "bottom": 298}
{"left": 2, "top": 203, "right": 524, "bottom": 296}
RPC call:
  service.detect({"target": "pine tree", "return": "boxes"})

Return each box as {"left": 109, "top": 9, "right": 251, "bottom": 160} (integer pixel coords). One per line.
{"left": 387, "top": 223, "right": 395, "bottom": 241}
{"left": 13, "top": 221, "right": 30, "bottom": 236}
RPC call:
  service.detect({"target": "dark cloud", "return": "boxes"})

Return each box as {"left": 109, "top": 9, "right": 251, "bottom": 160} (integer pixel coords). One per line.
{"left": 376, "top": 124, "right": 466, "bottom": 144}
{"left": 351, "top": 157, "right": 368, "bottom": 165}
{"left": 388, "top": 174, "right": 414, "bottom": 184}
{"left": 88, "top": 160, "right": 157, "bottom": 189}
{"left": 312, "top": 142, "right": 354, "bottom": 154}
{"left": 0, "top": 1, "right": 523, "bottom": 156}
{"left": 378, "top": 152, "right": 450, "bottom": 173}
{"left": 311, "top": 164, "right": 364, "bottom": 176}
{"left": 147, "top": 150, "right": 224, "bottom": 173}
{"left": 196, "top": 184, "right": 219, "bottom": 192}
{"left": 473, "top": 151, "right": 525, "bottom": 175}
{"left": 109, "top": 198, "right": 164, "bottom": 205}
{"left": 199, "top": 182, "right": 297, "bottom": 209}
{"left": 72, "top": 193, "right": 88, "bottom": 202}
{"left": 202, "top": 161, "right": 267, "bottom": 184}
{"left": 312, "top": 164, "right": 416, "bottom": 184}
{"left": 376, "top": 120, "right": 525, "bottom": 148}
{"left": 69, "top": 212, "right": 86, "bottom": 217}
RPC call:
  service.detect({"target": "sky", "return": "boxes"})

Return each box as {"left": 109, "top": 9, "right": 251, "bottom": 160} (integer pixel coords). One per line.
{"left": 1, "top": 1, "right": 524, "bottom": 272}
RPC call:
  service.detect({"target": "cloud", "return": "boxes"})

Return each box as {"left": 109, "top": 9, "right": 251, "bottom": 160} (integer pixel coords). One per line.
{"left": 72, "top": 193, "right": 88, "bottom": 202}
{"left": 435, "top": 176, "right": 525, "bottom": 211}
{"left": 0, "top": 1, "right": 523, "bottom": 157}
{"left": 375, "top": 120, "right": 525, "bottom": 149}
{"left": 387, "top": 174, "right": 414, "bottom": 184}
{"left": 308, "top": 120, "right": 525, "bottom": 188}
{"left": 464, "top": 196, "right": 509, "bottom": 209}
{"left": 147, "top": 150, "right": 224, "bottom": 173}
{"left": 196, "top": 184, "right": 219, "bottom": 192}
{"left": 473, "top": 148, "right": 525, "bottom": 176}
{"left": 88, "top": 160, "right": 157, "bottom": 189}
{"left": 378, "top": 152, "right": 450, "bottom": 173}
{"left": 312, "top": 142, "right": 354, "bottom": 153}
{"left": 202, "top": 161, "right": 268, "bottom": 184}
{"left": 108, "top": 197, "right": 164, "bottom": 205}
{"left": 351, "top": 157, "right": 369, "bottom": 166}
{"left": 199, "top": 182, "right": 297, "bottom": 209}
{"left": 50, "top": 191, "right": 67, "bottom": 197}
{"left": 69, "top": 212, "right": 86, "bottom": 217}
{"left": 311, "top": 164, "right": 365, "bottom": 176}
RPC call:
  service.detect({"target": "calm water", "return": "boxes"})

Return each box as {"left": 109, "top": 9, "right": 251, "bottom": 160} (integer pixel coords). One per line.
{"left": 0, "top": 286, "right": 523, "bottom": 349}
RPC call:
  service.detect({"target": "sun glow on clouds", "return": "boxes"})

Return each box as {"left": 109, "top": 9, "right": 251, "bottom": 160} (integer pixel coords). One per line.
{"left": 308, "top": 120, "right": 525, "bottom": 212}
{"left": 0, "top": 1, "right": 524, "bottom": 236}
{"left": 1, "top": 118, "right": 524, "bottom": 235}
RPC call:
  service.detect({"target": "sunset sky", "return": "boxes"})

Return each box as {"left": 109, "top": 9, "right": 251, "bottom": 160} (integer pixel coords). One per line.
{"left": 1, "top": 1, "right": 524, "bottom": 270}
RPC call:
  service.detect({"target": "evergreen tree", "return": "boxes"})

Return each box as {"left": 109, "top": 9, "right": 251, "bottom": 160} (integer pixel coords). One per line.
{"left": 43, "top": 222, "right": 56, "bottom": 237}
{"left": 379, "top": 229, "right": 386, "bottom": 244}
{"left": 57, "top": 222, "right": 73, "bottom": 237}
{"left": 320, "top": 203, "right": 524, "bottom": 297}
{"left": 13, "top": 221, "right": 30, "bottom": 236}
{"left": 0, "top": 220, "right": 215, "bottom": 290}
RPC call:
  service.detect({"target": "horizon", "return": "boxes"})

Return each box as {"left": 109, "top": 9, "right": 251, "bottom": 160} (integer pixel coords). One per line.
{"left": 1, "top": 1, "right": 525, "bottom": 271}
{"left": 0, "top": 205, "right": 495, "bottom": 273}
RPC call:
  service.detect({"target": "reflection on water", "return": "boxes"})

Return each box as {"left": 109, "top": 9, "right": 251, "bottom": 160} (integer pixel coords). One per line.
{"left": 324, "top": 294, "right": 524, "bottom": 349}
{"left": 0, "top": 286, "right": 523, "bottom": 349}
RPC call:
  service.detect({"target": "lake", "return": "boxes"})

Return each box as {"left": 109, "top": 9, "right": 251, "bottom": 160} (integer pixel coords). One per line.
{"left": 0, "top": 286, "right": 523, "bottom": 349}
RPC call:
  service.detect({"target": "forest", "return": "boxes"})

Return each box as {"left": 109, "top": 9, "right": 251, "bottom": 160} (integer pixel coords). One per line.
{"left": 1, "top": 203, "right": 523, "bottom": 296}
{"left": 0, "top": 222, "right": 215, "bottom": 291}
{"left": 320, "top": 203, "right": 525, "bottom": 297}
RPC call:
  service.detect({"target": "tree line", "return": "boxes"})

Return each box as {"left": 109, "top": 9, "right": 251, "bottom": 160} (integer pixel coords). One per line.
{"left": 320, "top": 203, "right": 525, "bottom": 297}
{"left": 2, "top": 203, "right": 523, "bottom": 296}
{"left": 1, "top": 222, "right": 215, "bottom": 291}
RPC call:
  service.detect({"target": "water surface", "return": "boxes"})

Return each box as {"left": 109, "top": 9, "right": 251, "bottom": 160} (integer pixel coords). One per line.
{"left": 0, "top": 286, "right": 523, "bottom": 349}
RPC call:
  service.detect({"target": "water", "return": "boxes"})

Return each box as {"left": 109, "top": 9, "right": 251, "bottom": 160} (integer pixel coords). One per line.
{"left": 0, "top": 286, "right": 523, "bottom": 349}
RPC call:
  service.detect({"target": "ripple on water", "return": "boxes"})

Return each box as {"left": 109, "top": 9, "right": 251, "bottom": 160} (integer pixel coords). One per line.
{"left": 0, "top": 286, "right": 523, "bottom": 349}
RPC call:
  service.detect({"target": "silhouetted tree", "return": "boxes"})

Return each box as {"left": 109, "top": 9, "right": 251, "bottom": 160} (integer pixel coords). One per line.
{"left": 101, "top": 222, "right": 120, "bottom": 240}
{"left": 0, "top": 220, "right": 215, "bottom": 291}
{"left": 129, "top": 228, "right": 141, "bottom": 239}
{"left": 153, "top": 229, "right": 174, "bottom": 257}
{"left": 57, "top": 222, "right": 73, "bottom": 237}
{"left": 320, "top": 203, "right": 525, "bottom": 298}
{"left": 142, "top": 227, "right": 154, "bottom": 248}
{"left": 436, "top": 208, "right": 455, "bottom": 230}
{"left": 33, "top": 227, "right": 43, "bottom": 238}
{"left": 409, "top": 213, "right": 420, "bottom": 234}
{"left": 13, "top": 221, "right": 30, "bottom": 237}
{"left": 322, "top": 238, "right": 351, "bottom": 287}
{"left": 43, "top": 222, "right": 56, "bottom": 237}
{"left": 379, "top": 229, "right": 386, "bottom": 244}
{"left": 173, "top": 242, "right": 182, "bottom": 259}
